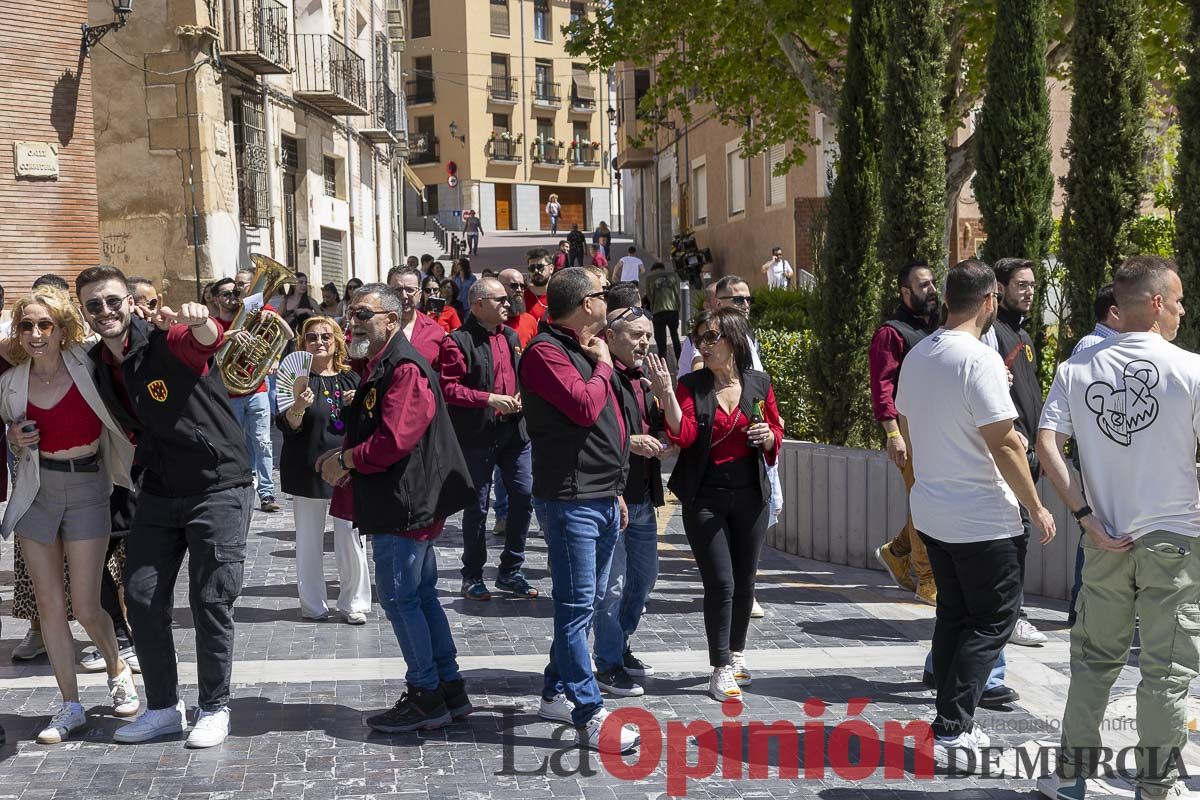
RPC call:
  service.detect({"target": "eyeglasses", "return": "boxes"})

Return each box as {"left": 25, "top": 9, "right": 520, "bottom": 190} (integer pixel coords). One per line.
{"left": 216, "top": 289, "right": 240, "bottom": 300}
{"left": 394, "top": 285, "right": 420, "bottom": 296}
{"left": 696, "top": 330, "right": 723, "bottom": 347}
{"left": 1011, "top": 281, "right": 1036, "bottom": 291}
{"left": 529, "top": 261, "right": 551, "bottom": 271}
{"left": 609, "top": 306, "right": 647, "bottom": 325}
{"left": 84, "top": 294, "right": 129, "bottom": 315}
{"left": 304, "top": 332, "right": 334, "bottom": 343}
{"left": 350, "top": 307, "right": 391, "bottom": 321}
{"left": 991, "top": 291, "right": 1004, "bottom": 302}
{"left": 481, "top": 295, "right": 511, "bottom": 305}
{"left": 581, "top": 290, "right": 608, "bottom": 306}
{"left": 18, "top": 319, "right": 56, "bottom": 334}
{"left": 719, "top": 295, "right": 753, "bottom": 307}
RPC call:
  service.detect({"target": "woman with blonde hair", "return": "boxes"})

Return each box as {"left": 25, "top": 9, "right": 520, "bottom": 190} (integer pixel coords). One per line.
{"left": 545, "top": 193, "right": 562, "bottom": 235}
{"left": 0, "top": 286, "right": 138, "bottom": 742}
{"left": 275, "top": 315, "right": 370, "bottom": 623}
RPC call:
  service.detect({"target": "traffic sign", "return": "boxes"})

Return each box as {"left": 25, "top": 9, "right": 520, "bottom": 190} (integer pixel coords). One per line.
{"left": 448, "top": 175, "right": 459, "bottom": 188}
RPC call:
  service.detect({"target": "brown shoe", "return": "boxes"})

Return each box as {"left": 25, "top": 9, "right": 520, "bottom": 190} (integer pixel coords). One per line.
{"left": 260, "top": 496, "right": 281, "bottom": 512}
{"left": 875, "top": 543, "right": 916, "bottom": 592}
{"left": 914, "top": 580, "right": 937, "bottom": 606}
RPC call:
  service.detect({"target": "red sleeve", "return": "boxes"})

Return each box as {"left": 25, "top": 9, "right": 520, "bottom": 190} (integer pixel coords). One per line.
{"left": 666, "top": 382, "right": 699, "bottom": 449}
{"left": 447, "top": 308, "right": 462, "bottom": 332}
{"left": 868, "top": 325, "right": 905, "bottom": 423}
{"left": 762, "top": 385, "right": 785, "bottom": 466}
{"left": 351, "top": 363, "right": 435, "bottom": 474}
{"left": 519, "top": 342, "right": 614, "bottom": 426}
{"left": 165, "top": 323, "right": 221, "bottom": 376}
{"left": 438, "top": 336, "right": 490, "bottom": 408}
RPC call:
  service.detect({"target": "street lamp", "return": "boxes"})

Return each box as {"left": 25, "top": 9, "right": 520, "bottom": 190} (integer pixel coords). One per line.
{"left": 448, "top": 121, "right": 467, "bottom": 144}
{"left": 82, "top": 0, "right": 134, "bottom": 55}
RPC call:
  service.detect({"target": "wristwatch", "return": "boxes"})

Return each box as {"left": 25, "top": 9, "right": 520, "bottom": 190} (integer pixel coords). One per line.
{"left": 337, "top": 450, "right": 349, "bottom": 472}
{"left": 1072, "top": 504, "right": 1093, "bottom": 521}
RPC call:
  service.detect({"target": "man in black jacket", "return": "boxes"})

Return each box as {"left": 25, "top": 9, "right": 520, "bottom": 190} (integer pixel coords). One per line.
{"left": 77, "top": 266, "right": 252, "bottom": 749}
{"left": 438, "top": 277, "right": 537, "bottom": 601}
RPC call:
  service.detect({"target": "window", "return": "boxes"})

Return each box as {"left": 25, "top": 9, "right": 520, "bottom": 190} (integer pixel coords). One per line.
{"left": 231, "top": 94, "right": 268, "bottom": 228}
{"left": 493, "top": 113, "right": 510, "bottom": 132}
{"left": 412, "top": 55, "right": 434, "bottom": 103}
{"left": 534, "top": 60, "right": 554, "bottom": 100}
{"left": 533, "top": 0, "right": 550, "bottom": 41}
{"left": 633, "top": 69, "right": 651, "bottom": 117}
{"left": 281, "top": 135, "right": 299, "bottom": 172}
{"left": 570, "top": 2, "right": 585, "bottom": 22}
{"left": 537, "top": 118, "right": 555, "bottom": 142}
{"left": 412, "top": 115, "right": 437, "bottom": 164}
{"left": 411, "top": 0, "right": 430, "bottom": 37}
{"left": 726, "top": 144, "right": 747, "bottom": 216}
{"left": 692, "top": 160, "right": 707, "bottom": 226}
{"left": 490, "top": 0, "right": 509, "bottom": 36}
{"left": 572, "top": 122, "right": 589, "bottom": 143}
{"left": 490, "top": 54, "right": 512, "bottom": 100}
{"left": 323, "top": 156, "right": 338, "bottom": 196}
{"left": 571, "top": 63, "right": 595, "bottom": 109}
{"left": 765, "top": 144, "right": 786, "bottom": 206}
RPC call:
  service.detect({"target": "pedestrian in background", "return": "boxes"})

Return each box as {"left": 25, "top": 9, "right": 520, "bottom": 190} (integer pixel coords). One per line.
{"left": 760, "top": 247, "right": 794, "bottom": 289}
{"left": 645, "top": 262, "right": 682, "bottom": 362}
{"left": 545, "top": 193, "right": 561, "bottom": 234}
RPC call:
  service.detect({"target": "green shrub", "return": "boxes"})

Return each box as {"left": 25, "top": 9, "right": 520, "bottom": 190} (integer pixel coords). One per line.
{"left": 756, "top": 327, "right": 819, "bottom": 441}
{"left": 750, "top": 286, "right": 813, "bottom": 331}
{"left": 1126, "top": 214, "right": 1175, "bottom": 256}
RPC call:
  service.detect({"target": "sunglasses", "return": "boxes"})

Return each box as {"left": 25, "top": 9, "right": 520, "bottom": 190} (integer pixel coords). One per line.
{"left": 216, "top": 289, "right": 240, "bottom": 300}
{"left": 610, "top": 306, "right": 647, "bottom": 324}
{"left": 350, "top": 307, "right": 391, "bottom": 321}
{"left": 423, "top": 285, "right": 440, "bottom": 295}
{"left": 19, "top": 319, "right": 56, "bottom": 334}
{"left": 580, "top": 290, "right": 608, "bottom": 307}
{"left": 696, "top": 330, "right": 723, "bottom": 347}
{"left": 506, "top": 281, "right": 526, "bottom": 290}
{"left": 481, "top": 295, "right": 511, "bottom": 305}
{"left": 304, "top": 332, "right": 334, "bottom": 343}
{"left": 529, "top": 262, "right": 551, "bottom": 272}
{"left": 84, "top": 294, "right": 129, "bottom": 315}
{"left": 718, "top": 295, "right": 753, "bottom": 307}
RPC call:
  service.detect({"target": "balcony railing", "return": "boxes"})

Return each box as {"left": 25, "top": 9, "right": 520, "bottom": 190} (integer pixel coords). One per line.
{"left": 487, "top": 77, "right": 517, "bottom": 104}
{"left": 293, "top": 34, "right": 368, "bottom": 115}
{"left": 409, "top": 134, "right": 440, "bottom": 165}
{"left": 532, "top": 82, "right": 561, "bottom": 108}
{"left": 488, "top": 138, "right": 522, "bottom": 163}
{"left": 362, "top": 82, "right": 398, "bottom": 144}
{"left": 530, "top": 142, "right": 564, "bottom": 165}
{"left": 222, "top": 0, "right": 291, "bottom": 74}
{"left": 568, "top": 145, "right": 601, "bottom": 167}
{"left": 406, "top": 79, "right": 436, "bottom": 105}
{"left": 236, "top": 141, "right": 269, "bottom": 228}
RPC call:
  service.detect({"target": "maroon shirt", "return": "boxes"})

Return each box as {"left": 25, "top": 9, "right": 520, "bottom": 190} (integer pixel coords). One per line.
{"left": 438, "top": 326, "right": 515, "bottom": 408}
{"left": 520, "top": 325, "right": 626, "bottom": 442}
{"left": 867, "top": 325, "right": 905, "bottom": 423}
{"left": 407, "top": 310, "right": 446, "bottom": 368}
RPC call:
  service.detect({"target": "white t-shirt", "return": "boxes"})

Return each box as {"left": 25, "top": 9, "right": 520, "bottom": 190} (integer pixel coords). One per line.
{"left": 616, "top": 256, "right": 644, "bottom": 283}
{"left": 1040, "top": 332, "right": 1200, "bottom": 540}
{"left": 896, "top": 329, "right": 1022, "bottom": 543}
{"left": 765, "top": 258, "right": 794, "bottom": 289}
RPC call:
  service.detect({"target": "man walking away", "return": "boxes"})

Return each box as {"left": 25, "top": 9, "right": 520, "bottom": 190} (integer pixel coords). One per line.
{"left": 567, "top": 224, "right": 587, "bottom": 268}
{"left": 1037, "top": 257, "right": 1200, "bottom": 800}
{"left": 896, "top": 259, "right": 1055, "bottom": 770}
{"left": 645, "top": 262, "right": 681, "bottom": 361}
{"left": 463, "top": 210, "right": 483, "bottom": 256}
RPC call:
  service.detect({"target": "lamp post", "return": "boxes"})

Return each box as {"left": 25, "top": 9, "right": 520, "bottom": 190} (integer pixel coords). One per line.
{"left": 82, "top": 0, "right": 134, "bottom": 54}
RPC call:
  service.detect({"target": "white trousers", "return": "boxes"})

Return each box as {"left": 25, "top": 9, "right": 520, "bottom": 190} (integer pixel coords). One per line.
{"left": 292, "top": 495, "right": 372, "bottom": 618}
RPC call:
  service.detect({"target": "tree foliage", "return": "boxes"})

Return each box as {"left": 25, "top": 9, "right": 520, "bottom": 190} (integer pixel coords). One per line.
{"left": 1176, "top": 0, "right": 1200, "bottom": 349}
{"left": 1059, "top": 0, "right": 1148, "bottom": 356}
{"left": 806, "top": 0, "right": 887, "bottom": 446}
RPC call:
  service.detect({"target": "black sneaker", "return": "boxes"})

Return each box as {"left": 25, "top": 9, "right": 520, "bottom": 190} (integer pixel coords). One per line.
{"left": 977, "top": 685, "right": 1020, "bottom": 709}
{"left": 461, "top": 580, "right": 491, "bottom": 601}
{"left": 596, "top": 666, "right": 645, "bottom": 697}
{"left": 440, "top": 679, "right": 473, "bottom": 720}
{"left": 495, "top": 572, "right": 539, "bottom": 598}
{"left": 260, "top": 496, "right": 281, "bottom": 513}
{"left": 366, "top": 688, "right": 451, "bottom": 733}
{"left": 622, "top": 648, "right": 654, "bottom": 677}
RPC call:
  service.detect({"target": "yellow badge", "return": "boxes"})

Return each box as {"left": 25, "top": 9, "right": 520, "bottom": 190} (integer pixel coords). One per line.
{"left": 364, "top": 387, "right": 378, "bottom": 412}
{"left": 1025, "top": 344, "right": 1034, "bottom": 363}
{"left": 147, "top": 379, "right": 168, "bottom": 403}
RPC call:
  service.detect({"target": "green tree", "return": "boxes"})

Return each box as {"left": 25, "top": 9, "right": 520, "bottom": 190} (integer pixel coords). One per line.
{"left": 1059, "top": 0, "right": 1148, "bottom": 355}
{"left": 879, "top": 0, "right": 947, "bottom": 278}
{"left": 1176, "top": 0, "right": 1200, "bottom": 349}
{"left": 807, "top": 0, "right": 887, "bottom": 445}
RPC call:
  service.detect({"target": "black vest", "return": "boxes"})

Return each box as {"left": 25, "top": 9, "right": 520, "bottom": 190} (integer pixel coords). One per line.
{"left": 883, "top": 304, "right": 938, "bottom": 371}
{"left": 615, "top": 364, "right": 665, "bottom": 507}
{"left": 667, "top": 369, "right": 773, "bottom": 507}
{"left": 520, "top": 323, "right": 635, "bottom": 501}
{"left": 343, "top": 331, "right": 475, "bottom": 535}
{"left": 446, "top": 319, "right": 527, "bottom": 443}
{"left": 991, "top": 307, "right": 1044, "bottom": 443}
{"left": 93, "top": 317, "right": 251, "bottom": 498}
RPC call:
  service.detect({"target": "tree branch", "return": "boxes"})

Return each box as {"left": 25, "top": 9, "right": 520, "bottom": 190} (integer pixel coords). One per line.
{"left": 946, "top": 131, "right": 977, "bottom": 207}
{"left": 742, "top": 0, "right": 840, "bottom": 122}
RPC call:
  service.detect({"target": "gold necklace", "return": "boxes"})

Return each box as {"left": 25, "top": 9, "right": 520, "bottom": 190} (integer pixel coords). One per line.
{"left": 33, "top": 365, "right": 63, "bottom": 386}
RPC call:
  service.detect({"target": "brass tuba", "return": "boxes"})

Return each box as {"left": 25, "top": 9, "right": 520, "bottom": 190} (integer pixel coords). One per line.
{"left": 217, "top": 253, "right": 296, "bottom": 394}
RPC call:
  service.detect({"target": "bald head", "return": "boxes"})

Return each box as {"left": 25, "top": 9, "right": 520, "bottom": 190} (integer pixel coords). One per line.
{"left": 1113, "top": 255, "right": 1184, "bottom": 340}
{"left": 469, "top": 276, "right": 509, "bottom": 327}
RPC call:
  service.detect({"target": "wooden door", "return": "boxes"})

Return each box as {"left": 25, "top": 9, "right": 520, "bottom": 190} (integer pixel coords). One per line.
{"left": 539, "top": 186, "right": 586, "bottom": 231}
{"left": 495, "top": 183, "right": 512, "bottom": 230}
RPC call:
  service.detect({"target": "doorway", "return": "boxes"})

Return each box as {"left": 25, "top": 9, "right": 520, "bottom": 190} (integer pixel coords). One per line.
{"left": 495, "top": 183, "right": 512, "bottom": 230}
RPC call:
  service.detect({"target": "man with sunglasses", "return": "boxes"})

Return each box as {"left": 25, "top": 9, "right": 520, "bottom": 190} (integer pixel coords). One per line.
{"left": 524, "top": 248, "right": 553, "bottom": 322}
{"left": 498, "top": 268, "right": 538, "bottom": 346}
{"left": 518, "top": 267, "right": 640, "bottom": 755}
{"left": 127, "top": 276, "right": 159, "bottom": 315}
{"left": 439, "top": 278, "right": 537, "bottom": 602}
{"left": 75, "top": 265, "right": 253, "bottom": 749}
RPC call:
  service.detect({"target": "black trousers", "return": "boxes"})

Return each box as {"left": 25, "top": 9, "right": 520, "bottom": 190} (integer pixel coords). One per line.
{"left": 653, "top": 310, "right": 682, "bottom": 360}
{"left": 100, "top": 536, "right": 131, "bottom": 642}
{"left": 682, "top": 475, "right": 768, "bottom": 667}
{"left": 460, "top": 422, "right": 533, "bottom": 582}
{"left": 918, "top": 529, "right": 1026, "bottom": 738}
{"left": 124, "top": 484, "right": 252, "bottom": 711}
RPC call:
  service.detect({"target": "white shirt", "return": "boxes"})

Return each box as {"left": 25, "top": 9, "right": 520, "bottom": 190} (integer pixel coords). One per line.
{"left": 764, "top": 258, "right": 794, "bottom": 289}
{"left": 896, "top": 329, "right": 1023, "bottom": 543}
{"left": 1040, "top": 332, "right": 1200, "bottom": 540}
{"left": 616, "top": 255, "right": 644, "bottom": 283}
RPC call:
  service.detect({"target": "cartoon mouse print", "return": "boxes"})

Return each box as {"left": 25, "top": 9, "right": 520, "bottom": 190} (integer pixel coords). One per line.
{"left": 1085, "top": 359, "right": 1160, "bottom": 446}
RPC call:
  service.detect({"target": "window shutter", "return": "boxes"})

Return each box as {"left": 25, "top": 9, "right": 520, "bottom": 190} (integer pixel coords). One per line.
{"left": 572, "top": 64, "right": 595, "bottom": 101}
{"left": 728, "top": 149, "right": 745, "bottom": 215}
{"left": 490, "top": 0, "right": 509, "bottom": 36}
{"left": 767, "top": 144, "right": 785, "bottom": 205}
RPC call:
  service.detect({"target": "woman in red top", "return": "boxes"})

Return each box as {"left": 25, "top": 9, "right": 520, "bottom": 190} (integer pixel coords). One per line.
{"left": 421, "top": 277, "right": 462, "bottom": 333}
{"left": 646, "top": 308, "right": 783, "bottom": 703}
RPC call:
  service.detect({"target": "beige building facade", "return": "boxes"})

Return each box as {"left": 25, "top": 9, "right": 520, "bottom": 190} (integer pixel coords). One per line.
{"left": 401, "top": 0, "right": 613, "bottom": 234}
{"left": 92, "top": 0, "right": 408, "bottom": 304}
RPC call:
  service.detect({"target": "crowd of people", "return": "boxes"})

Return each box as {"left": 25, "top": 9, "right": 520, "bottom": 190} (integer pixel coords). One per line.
{"left": 3, "top": 245, "right": 1198, "bottom": 800}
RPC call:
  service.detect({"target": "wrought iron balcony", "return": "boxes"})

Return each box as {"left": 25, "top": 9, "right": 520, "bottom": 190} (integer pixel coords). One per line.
{"left": 488, "top": 138, "right": 522, "bottom": 163}
{"left": 293, "top": 34, "right": 368, "bottom": 115}
{"left": 236, "top": 141, "right": 269, "bottom": 228}
{"left": 406, "top": 79, "right": 435, "bottom": 105}
{"left": 487, "top": 77, "right": 517, "bottom": 104}
{"left": 409, "top": 134, "right": 439, "bottom": 165}
{"left": 532, "top": 81, "right": 561, "bottom": 108}
{"left": 568, "top": 145, "right": 601, "bottom": 168}
{"left": 530, "top": 141, "right": 564, "bottom": 166}
{"left": 362, "top": 82, "right": 398, "bottom": 144}
{"left": 222, "top": 0, "right": 291, "bottom": 74}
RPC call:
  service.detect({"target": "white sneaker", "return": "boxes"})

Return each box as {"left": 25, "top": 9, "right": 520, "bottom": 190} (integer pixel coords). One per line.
{"left": 1011, "top": 618, "right": 1048, "bottom": 647}
{"left": 709, "top": 665, "right": 742, "bottom": 702}
{"left": 730, "top": 652, "right": 752, "bottom": 687}
{"left": 750, "top": 599, "right": 765, "bottom": 618}
{"left": 538, "top": 693, "right": 575, "bottom": 724}
{"left": 578, "top": 707, "right": 639, "bottom": 754}
{"left": 933, "top": 732, "right": 982, "bottom": 773}
{"left": 108, "top": 666, "right": 141, "bottom": 717}
{"left": 343, "top": 611, "right": 367, "bottom": 625}
{"left": 114, "top": 699, "right": 186, "bottom": 743}
{"left": 13, "top": 629, "right": 46, "bottom": 660}
{"left": 186, "top": 706, "right": 231, "bottom": 749}
{"left": 36, "top": 702, "right": 85, "bottom": 744}
{"left": 1036, "top": 774, "right": 1087, "bottom": 800}
{"left": 968, "top": 724, "right": 990, "bottom": 750}
{"left": 81, "top": 643, "right": 140, "bottom": 674}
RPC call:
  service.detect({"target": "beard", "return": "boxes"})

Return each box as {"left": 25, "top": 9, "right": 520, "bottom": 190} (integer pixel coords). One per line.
{"left": 530, "top": 272, "right": 549, "bottom": 288}
{"left": 921, "top": 294, "right": 939, "bottom": 318}
{"left": 980, "top": 308, "right": 998, "bottom": 338}
{"left": 348, "top": 335, "right": 371, "bottom": 359}
{"left": 508, "top": 293, "right": 526, "bottom": 315}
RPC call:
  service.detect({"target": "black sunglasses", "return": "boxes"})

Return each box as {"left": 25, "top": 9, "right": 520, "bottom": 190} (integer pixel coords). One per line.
{"left": 506, "top": 281, "right": 526, "bottom": 290}
{"left": 718, "top": 295, "right": 753, "bottom": 307}
{"left": 350, "top": 307, "right": 391, "bottom": 321}
{"left": 216, "top": 289, "right": 240, "bottom": 300}
{"left": 696, "top": 330, "right": 723, "bottom": 347}
{"left": 580, "top": 290, "right": 608, "bottom": 306}
{"left": 84, "top": 294, "right": 129, "bottom": 315}
{"left": 609, "top": 306, "right": 647, "bottom": 325}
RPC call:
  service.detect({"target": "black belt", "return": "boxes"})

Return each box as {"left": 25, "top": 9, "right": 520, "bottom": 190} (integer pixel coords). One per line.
{"left": 41, "top": 454, "right": 100, "bottom": 473}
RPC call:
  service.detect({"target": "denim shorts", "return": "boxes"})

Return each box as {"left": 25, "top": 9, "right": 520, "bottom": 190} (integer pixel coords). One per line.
{"left": 14, "top": 465, "right": 112, "bottom": 545}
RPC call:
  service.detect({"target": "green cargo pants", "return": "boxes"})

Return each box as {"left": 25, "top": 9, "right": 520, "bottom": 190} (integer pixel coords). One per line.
{"left": 1060, "top": 529, "right": 1200, "bottom": 798}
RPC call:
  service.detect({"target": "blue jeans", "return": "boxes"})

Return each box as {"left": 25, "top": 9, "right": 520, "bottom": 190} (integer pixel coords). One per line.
{"left": 460, "top": 426, "right": 532, "bottom": 582}
{"left": 541, "top": 497, "right": 621, "bottom": 726}
{"left": 492, "top": 466, "right": 509, "bottom": 520}
{"left": 373, "top": 535, "right": 461, "bottom": 691}
{"left": 266, "top": 372, "right": 279, "bottom": 416}
{"left": 228, "top": 391, "right": 275, "bottom": 500}
{"left": 593, "top": 501, "right": 659, "bottom": 672}
{"left": 924, "top": 648, "right": 1006, "bottom": 691}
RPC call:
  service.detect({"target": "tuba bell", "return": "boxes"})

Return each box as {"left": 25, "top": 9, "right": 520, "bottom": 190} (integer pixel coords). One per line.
{"left": 217, "top": 253, "right": 296, "bottom": 394}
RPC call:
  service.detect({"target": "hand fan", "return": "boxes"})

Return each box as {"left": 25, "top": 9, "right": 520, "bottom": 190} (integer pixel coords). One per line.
{"left": 276, "top": 350, "right": 313, "bottom": 412}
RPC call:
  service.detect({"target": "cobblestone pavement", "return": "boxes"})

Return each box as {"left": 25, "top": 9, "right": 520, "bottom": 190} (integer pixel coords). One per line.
{"left": 0, "top": 485, "right": 1191, "bottom": 799}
